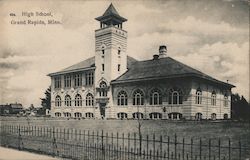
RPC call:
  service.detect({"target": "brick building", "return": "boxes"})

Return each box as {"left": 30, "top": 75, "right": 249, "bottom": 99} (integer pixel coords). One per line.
{"left": 48, "top": 4, "right": 234, "bottom": 120}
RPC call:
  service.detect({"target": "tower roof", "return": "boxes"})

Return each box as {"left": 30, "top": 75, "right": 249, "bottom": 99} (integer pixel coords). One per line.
{"left": 95, "top": 3, "right": 127, "bottom": 25}
{"left": 103, "top": 3, "right": 120, "bottom": 16}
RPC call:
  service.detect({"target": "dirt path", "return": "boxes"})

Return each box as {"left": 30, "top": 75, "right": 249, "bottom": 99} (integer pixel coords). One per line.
{"left": 0, "top": 147, "right": 59, "bottom": 160}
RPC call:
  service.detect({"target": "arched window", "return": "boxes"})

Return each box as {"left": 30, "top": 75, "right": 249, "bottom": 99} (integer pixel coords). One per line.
{"left": 117, "top": 90, "right": 128, "bottom": 106}
{"left": 55, "top": 95, "right": 61, "bottom": 107}
{"left": 168, "top": 112, "right": 182, "bottom": 120}
{"left": 224, "top": 94, "right": 228, "bottom": 107}
{"left": 169, "top": 88, "right": 183, "bottom": 105}
{"left": 149, "top": 112, "right": 162, "bottom": 119}
{"left": 211, "top": 113, "right": 216, "bottom": 120}
{"left": 65, "top": 95, "right": 71, "bottom": 106}
{"left": 195, "top": 113, "right": 202, "bottom": 120}
{"left": 64, "top": 112, "right": 71, "bottom": 118}
{"left": 101, "top": 45, "right": 105, "bottom": 55}
{"left": 133, "top": 89, "right": 144, "bottom": 105}
{"left": 224, "top": 114, "right": 228, "bottom": 119}
{"left": 211, "top": 91, "right": 216, "bottom": 106}
{"left": 55, "top": 112, "right": 61, "bottom": 117}
{"left": 86, "top": 112, "right": 94, "bottom": 118}
{"left": 86, "top": 93, "right": 94, "bottom": 106}
{"left": 150, "top": 88, "right": 162, "bottom": 105}
{"left": 74, "top": 112, "right": 82, "bottom": 118}
{"left": 75, "top": 94, "right": 82, "bottom": 106}
{"left": 149, "top": 89, "right": 162, "bottom": 105}
{"left": 118, "top": 47, "right": 121, "bottom": 56}
{"left": 132, "top": 112, "right": 144, "bottom": 119}
{"left": 99, "top": 81, "right": 107, "bottom": 97}
{"left": 117, "top": 112, "right": 128, "bottom": 120}
{"left": 195, "top": 88, "right": 202, "bottom": 104}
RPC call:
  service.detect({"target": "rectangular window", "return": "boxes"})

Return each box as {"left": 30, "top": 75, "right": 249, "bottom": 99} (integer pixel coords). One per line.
{"left": 54, "top": 76, "right": 61, "bottom": 89}
{"left": 74, "top": 73, "right": 82, "bottom": 87}
{"left": 102, "top": 64, "right": 104, "bottom": 72}
{"left": 86, "top": 72, "right": 94, "bottom": 86}
{"left": 64, "top": 75, "right": 71, "bottom": 88}
{"left": 118, "top": 64, "right": 120, "bottom": 72}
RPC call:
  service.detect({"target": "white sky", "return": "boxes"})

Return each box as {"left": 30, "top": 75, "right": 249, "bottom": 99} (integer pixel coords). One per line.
{"left": 0, "top": 0, "right": 249, "bottom": 107}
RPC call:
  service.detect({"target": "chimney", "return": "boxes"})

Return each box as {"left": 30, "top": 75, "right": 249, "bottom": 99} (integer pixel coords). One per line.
{"left": 153, "top": 54, "right": 159, "bottom": 60}
{"left": 159, "top": 45, "right": 167, "bottom": 58}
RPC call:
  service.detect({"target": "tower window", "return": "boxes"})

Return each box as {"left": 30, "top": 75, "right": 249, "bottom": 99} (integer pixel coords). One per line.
{"left": 211, "top": 91, "right": 216, "bottom": 106}
{"left": 118, "top": 64, "right": 120, "bottom": 72}
{"left": 102, "top": 64, "right": 105, "bottom": 72}
{"left": 54, "top": 76, "right": 61, "bottom": 89}
{"left": 102, "top": 49, "right": 105, "bottom": 55}
{"left": 118, "top": 49, "right": 121, "bottom": 55}
{"left": 74, "top": 73, "right": 82, "bottom": 87}
{"left": 64, "top": 75, "right": 71, "bottom": 88}
{"left": 195, "top": 88, "right": 202, "bottom": 104}
{"left": 85, "top": 72, "right": 94, "bottom": 86}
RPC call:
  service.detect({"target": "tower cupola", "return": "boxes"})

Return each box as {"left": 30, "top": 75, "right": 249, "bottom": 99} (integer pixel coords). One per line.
{"left": 95, "top": 3, "right": 127, "bottom": 29}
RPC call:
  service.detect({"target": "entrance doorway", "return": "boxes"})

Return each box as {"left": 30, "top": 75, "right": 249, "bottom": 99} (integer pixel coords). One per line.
{"left": 99, "top": 103, "right": 106, "bottom": 119}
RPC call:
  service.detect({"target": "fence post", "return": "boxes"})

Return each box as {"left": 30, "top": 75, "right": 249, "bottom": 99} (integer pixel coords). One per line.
{"left": 101, "top": 130, "right": 105, "bottom": 159}
{"left": 174, "top": 133, "right": 177, "bottom": 159}
{"left": 160, "top": 135, "right": 163, "bottom": 158}
{"left": 200, "top": 138, "right": 202, "bottom": 160}
{"left": 117, "top": 132, "right": 119, "bottom": 151}
{"left": 228, "top": 138, "right": 231, "bottom": 160}
{"left": 146, "top": 135, "right": 149, "bottom": 158}
{"left": 128, "top": 133, "right": 130, "bottom": 155}
{"left": 239, "top": 140, "right": 241, "bottom": 160}
{"left": 218, "top": 138, "right": 221, "bottom": 160}
{"left": 122, "top": 133, "right": 125, "bottom": 151}
{"left": 139, "top": 133, "right": 142, "bottom": 156}
{"left": 168, "top": 136, "right": 170, "bottom": 159}
{"left": 182, "top": 138, "right": 185, "bottom": 160}
{"left": 191, "top": 138, "right": 193, "bottom": 160}
{"left": 209, "top": 139, "right": 211, "bottom": 160}
{"left": 18, "top": 125, "right": 21, "bottom": 150}
{"left": 52, "top": 127, "right": 57, "bottom": 157}
{"left": 153, "top": 133, "right": 155, "bottom": 158}
{"left": 134, "top": 132, "right": 137, "bottom": 155}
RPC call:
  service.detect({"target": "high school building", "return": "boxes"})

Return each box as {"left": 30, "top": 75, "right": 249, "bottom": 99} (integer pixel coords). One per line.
{"left": 48, "top": 4, "right": 234, "bottom": 120}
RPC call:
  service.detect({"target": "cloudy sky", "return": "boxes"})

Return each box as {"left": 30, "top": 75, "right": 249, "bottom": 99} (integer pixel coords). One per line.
{"left": 0, "top": 0, "right": 249, "bottom": 107}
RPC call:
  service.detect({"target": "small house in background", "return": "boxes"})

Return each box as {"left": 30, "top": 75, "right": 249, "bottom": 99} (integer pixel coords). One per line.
{"left": 0, "top": 104, "right": 11, "bottom": 115}
{"left": 10, "top": 103, "right": 23, "bottom": 114}
{"left": 0, "top": 103, "right": 23, "bottom": 115}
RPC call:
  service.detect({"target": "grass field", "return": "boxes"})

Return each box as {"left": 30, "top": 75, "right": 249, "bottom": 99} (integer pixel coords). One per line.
{"left": 1, "top": 116, "right": 250, "bottom": 159}
{"left": 1, "top": 116, "right": 250, "bottom": 142}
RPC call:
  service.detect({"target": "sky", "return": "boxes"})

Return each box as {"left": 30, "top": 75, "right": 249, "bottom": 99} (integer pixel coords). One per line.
{"left": 0, "top": 0, "right": 249, "bottom": 107}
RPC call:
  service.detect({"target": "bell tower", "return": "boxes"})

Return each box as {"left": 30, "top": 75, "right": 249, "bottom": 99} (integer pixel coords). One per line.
{"left": 94, "top": 3, "right": 128, "bottom": 86}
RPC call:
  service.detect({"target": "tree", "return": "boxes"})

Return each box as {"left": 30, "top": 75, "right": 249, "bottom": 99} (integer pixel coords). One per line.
{"left": 40, "top": 86, "right": 51, "bottom": 111}
{"left": 231, "top": 93, "right": 250, "bottom": 121}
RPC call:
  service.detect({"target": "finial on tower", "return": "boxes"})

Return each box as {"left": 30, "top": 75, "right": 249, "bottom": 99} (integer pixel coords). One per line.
{"left": 95, "top": 3, "right": 127, "bottom": 29}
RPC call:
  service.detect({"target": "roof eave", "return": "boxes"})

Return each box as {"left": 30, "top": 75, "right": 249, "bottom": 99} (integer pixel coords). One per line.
{"left": 111, "top": 74, "right": 235, "bottom": 88}
{"left": 47, "top": 66, "right": 95, "bottom": 77}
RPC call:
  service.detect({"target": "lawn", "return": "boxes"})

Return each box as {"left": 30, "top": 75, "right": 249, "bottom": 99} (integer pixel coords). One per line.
{"left": 1, "top": 116, "right": 249, "bottom": 142}
{"left": 1, "top": 116, "right": 249, "bottom": 159}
